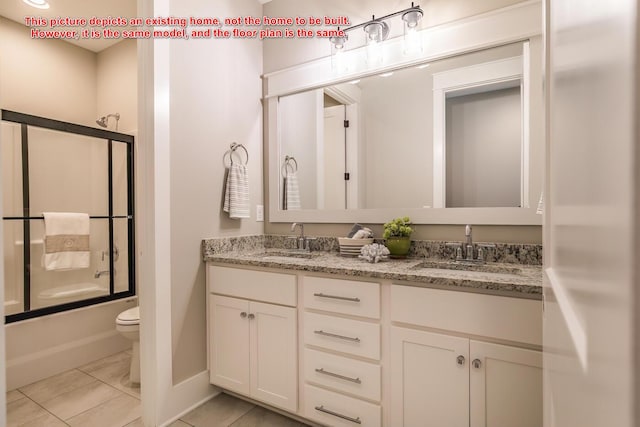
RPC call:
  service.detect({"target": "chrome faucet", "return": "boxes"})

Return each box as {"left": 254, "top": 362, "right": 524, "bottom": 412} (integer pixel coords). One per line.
{"left": 291, "top": 222, "right": 304, "bottom": 239}
{"left": 446, "top": 224, "right": 496, "bottom": 262}
{"left": 290, "top": 222, "right": 315, "bottom": 251}
{"left": 94, "top": 269, "right": 110, "bottom": 278}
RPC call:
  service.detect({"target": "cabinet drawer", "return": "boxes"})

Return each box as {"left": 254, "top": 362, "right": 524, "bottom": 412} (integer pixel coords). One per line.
{"left": 303, "top": 276, "right": 380, "bottom": 319}
{"left": 303, "top": 384, "right": 381, "bottom": 427}
{"left": 304, "top": 312, "right": 380, "bottom": 360}
{"left": 208, "top": 265, "right": 296, "bottom": 307}
{"left": 304, "top": 348, "right": 381, "bottom": 402}
{"left": 390, "top": 285, "right": 542, "bottom": 346}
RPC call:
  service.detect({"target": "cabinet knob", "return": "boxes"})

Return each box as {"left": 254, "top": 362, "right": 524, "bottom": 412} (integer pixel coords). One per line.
{"left": 240, "top": 312, "right": 247, "bottom": 318}
{"left": 456, "top": 355, "right": 465, "bottom": 365}
{"left": 248, "top": 313, "right": 255, "bottom": 319}
{"left": 472, "top": 359, "right": 482, "bottom": 369}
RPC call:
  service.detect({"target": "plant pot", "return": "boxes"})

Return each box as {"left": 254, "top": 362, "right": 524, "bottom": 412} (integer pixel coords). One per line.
{"left": 385, "top": 236, "right": 411, "bottom": 259}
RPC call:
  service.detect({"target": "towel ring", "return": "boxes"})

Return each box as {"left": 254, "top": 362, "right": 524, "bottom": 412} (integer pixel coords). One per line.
{"left": 229, "top": 142, "right": 249, "bottom": 166}
{"left": 282, "top": 155, "right": 298, "bottom": 176}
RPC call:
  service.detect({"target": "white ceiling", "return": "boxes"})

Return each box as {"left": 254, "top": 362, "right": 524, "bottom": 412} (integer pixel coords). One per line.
{"left": 0, "top": 0, "right": 137, "bottom": 52}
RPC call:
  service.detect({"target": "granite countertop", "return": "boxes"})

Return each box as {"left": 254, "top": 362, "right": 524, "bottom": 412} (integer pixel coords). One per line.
{"left": 204, "top": 248, "right": 542, "bottom": 300}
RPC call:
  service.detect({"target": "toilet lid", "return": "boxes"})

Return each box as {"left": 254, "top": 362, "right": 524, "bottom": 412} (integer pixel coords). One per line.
{"left": 117, "top": 306, "right": 139, "bottom": 325}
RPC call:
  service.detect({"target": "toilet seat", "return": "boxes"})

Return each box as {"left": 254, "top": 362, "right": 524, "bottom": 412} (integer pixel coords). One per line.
{"left": 116, "top": 306, "right": 139, "bottom": 326}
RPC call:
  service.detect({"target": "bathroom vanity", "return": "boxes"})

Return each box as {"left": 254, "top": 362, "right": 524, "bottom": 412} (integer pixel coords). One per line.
{"left": 204, "top": 244, "right": 542, "bottom": 427}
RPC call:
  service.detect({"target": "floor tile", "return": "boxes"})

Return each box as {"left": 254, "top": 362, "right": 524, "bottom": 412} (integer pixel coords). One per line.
{"left": 6, "top": 389, "right": 25, "bottom": 404}
{"left": 19, "top": 369, "right": 95, "bottom": 403}
{"left": 19, "top": 412, "right": 68, "bottom": 427}
{"left": 230, "top": 406, "right": 308, "bottom": 427}
{"left": 66, "top": 394, "right": 141, "bottom": 427}
{"left": 78, "top": 351, "right": 131, "bottom": 374}
{"left": 180, "top": 393, "right": 255, "bottom": 427}
{"left": 124, "top": 418, "right": 145, "bottom": 427}
{"left": 39, "top": 380, "right": 122, "bottom": 420}
{"left": 79, "top": 351, "right": 140, "bottom": 398}
{"left": 7, "top": 397, "right": 51, "bottom": 427}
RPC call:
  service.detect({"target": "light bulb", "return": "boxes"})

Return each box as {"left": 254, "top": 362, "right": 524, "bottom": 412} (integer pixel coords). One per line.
{"left": 402, "top": 8, "right": 424, "bottom": 56}
{"left": 23, "top": 0, "right": 49, "bottom": 9}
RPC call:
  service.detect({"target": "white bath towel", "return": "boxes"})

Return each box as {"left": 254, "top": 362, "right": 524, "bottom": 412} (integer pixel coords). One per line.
{"left": 283, "top": 171, "right": 301, "bottom": 210}
{"left": 42, "top": 212, "right": 90, "bottom": 271}
{"left": 223, "top": 163, "right": 250, "bottom": 219}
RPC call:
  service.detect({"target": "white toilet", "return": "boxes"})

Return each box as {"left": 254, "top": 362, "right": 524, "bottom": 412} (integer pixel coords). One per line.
{"left": 116, "top": 306, "right": 140, "bottom": 384}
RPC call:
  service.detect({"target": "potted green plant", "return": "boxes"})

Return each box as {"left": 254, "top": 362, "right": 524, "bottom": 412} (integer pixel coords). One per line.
{"left": 383, "top": 216, "right": 413, "bottom": 258}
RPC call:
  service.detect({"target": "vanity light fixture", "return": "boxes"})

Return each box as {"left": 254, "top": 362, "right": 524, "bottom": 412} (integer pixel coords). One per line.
{"left": 329, "top": 2, "right": 424, "bottom": 67}
{"left": 329, "top": 33, "right": 349, "bottom": 71}
{"left": 402, "top": 5, "right": 424, "bottom": 55}
{"left": 23, "top": 0, "right": 50, "bottom": 9}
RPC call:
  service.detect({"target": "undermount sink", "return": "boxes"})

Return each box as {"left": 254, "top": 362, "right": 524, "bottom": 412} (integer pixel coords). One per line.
{"left": 411, "top": 260, "right": 523, "bottom": 275}
{"left": 258, "top": 250, "right": 319, "bottom": 260}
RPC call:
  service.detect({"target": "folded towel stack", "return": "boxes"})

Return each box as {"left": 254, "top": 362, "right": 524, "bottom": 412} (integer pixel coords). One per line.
{"left": 352, "top": 228, "right": 373, "bottom": 239}
{"left": 347, "top": 223, "right": 363, "bottom": 238}
{"left": 43, "top": 212, "right": 90, "bottom": 271}
{"left": 223, "top": 163, "right": 250, "bottom": 219}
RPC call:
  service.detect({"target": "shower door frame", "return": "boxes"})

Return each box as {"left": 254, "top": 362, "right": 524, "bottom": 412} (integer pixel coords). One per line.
{"left": 1, "top": 109, "right": 136, "bottom": 323}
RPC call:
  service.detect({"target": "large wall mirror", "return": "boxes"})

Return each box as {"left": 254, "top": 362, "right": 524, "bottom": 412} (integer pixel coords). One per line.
{"left": 265, "top": 1, "right": 543, "bottom": 225}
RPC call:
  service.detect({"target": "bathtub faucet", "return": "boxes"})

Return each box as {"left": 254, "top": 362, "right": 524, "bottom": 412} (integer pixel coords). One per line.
{"left": 94, "top": 269, "right": 110, "bottom": 278}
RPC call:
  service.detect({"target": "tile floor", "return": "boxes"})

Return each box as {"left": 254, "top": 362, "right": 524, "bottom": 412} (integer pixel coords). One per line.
{"left": 6, "top": 351, "right": 309, "bottom": 427}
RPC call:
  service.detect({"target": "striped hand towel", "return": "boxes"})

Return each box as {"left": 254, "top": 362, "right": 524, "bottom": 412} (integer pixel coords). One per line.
{"left": 223, "top": 163, "right": 250, "bottom": 219}
{"left": 42, "top": 212, "right": 90, "bottom": 271}
{"left": 283, "top": 171, "right": 301, "bottom": 210}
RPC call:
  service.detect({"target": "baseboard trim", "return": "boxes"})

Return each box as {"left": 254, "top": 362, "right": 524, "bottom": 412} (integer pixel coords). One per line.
{"left": 223, "top": 389, "right": 323, "bottom": 427}
{"left": 159, "top": 370, "right": 219, "bottom": 426}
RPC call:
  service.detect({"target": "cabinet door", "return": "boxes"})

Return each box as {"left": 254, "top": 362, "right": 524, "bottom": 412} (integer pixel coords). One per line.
{"left": 470, "top": 340, "right": 542, "bottom": 427}
{"left": 249, "top": 301, "right": 297, "bottom": 412}
{"left": 209, "top": 295, "right": 250, "bottom": 395}
{"left": 390, "top": 326, "right": 469, "bottom": 427}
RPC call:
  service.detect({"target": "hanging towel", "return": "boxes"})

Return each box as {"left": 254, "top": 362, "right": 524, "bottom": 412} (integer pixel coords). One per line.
{"left": 283, "top": 171, "right": 301, "bottom": 210}
{"left": 42, "top": 212, "right": 90, "bottom": 271}
{"left": 223, "top": 163, "right": 250, "bottom": 219}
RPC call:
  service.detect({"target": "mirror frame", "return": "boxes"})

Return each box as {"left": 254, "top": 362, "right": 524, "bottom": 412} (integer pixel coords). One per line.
{"left": 264, "top": 0, "right": 543, "bottom": 225}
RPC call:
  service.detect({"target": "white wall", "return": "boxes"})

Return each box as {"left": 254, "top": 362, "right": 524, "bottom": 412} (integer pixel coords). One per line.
{"left": 0, "top": 17, "right": 97, "bottom": 126}
{"left": 97, "top": 39, "right": 138, "bottom": 133}
{"left": 168, "top": 0, "right": 264, "bottom": 384}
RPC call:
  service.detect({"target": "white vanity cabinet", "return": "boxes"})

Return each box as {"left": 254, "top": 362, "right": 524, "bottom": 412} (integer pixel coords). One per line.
{"left": 390, "top": 285, "right": 543, "bottom": 427}
{"left": 207, "top": 266, "right": 298, "bottom": 412}
{"left": 205, "top": 261, "right": 543, "bottom": 427}
{"left": 301, "top": 276, "right": 382, "bottom": 427}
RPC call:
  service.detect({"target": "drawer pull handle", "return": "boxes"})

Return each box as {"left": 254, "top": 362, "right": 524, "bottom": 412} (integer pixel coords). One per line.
{"left": 314, "top": 330, "right": 360, "bottom": 342}
{"left": 313, "top": 293, "right": 361, "bottom": 302}
{"left": 472, "top": 358, "right": 482, "bottom": 369}
{"left": 315, "top": 368, "right": 362, "bottom": 384}
{"left": 240, "top": 312, "right": 247, "bottom": 318}
{"left": 314, "top": 405, "right": 362, "bottom": 424}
